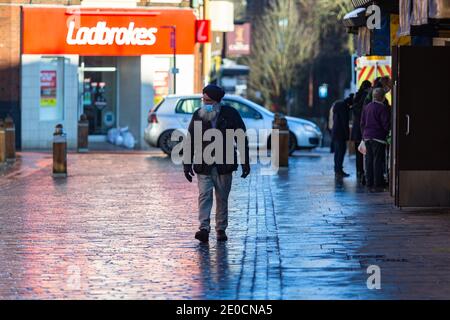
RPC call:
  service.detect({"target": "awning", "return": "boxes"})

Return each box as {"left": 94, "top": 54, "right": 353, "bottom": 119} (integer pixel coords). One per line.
{"left": 220, "top": 65, "right": 250, "bottom": 77}
{"left": 343, "top": 8, "right": 367, "bottom": 28}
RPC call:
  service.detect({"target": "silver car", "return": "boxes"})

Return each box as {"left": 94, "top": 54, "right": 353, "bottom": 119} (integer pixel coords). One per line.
{"left": 144, "top": 94, "right": 323, "bottom": 155}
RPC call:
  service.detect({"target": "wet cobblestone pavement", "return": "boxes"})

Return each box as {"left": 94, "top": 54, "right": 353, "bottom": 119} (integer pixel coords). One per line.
{"left": 1, "top": 149, "right": 450, "bottom": 299}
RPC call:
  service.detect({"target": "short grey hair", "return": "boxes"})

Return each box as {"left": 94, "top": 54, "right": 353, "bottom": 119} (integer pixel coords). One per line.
{"left": 373, "top": 88, "right": 386, "bottom": 103}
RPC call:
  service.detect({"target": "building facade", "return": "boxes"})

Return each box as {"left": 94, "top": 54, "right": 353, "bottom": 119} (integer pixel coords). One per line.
{"left": 0, "top": 0, "right": 198, "bottom": 149}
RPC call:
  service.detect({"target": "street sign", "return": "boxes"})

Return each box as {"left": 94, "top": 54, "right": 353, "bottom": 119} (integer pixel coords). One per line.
{"left": 195, "top": 20, "right": 210, "bottom": 43}
{"left": 171, "top": 68, "right": 179, "bottom": 74}
{"left": 319, "top": 84, "right": 328, "bottom": 99}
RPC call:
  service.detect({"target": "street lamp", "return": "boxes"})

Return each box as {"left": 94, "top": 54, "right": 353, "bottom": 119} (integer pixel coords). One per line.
{"left": 161, "top": 25, "right": 178, "bottom": 94}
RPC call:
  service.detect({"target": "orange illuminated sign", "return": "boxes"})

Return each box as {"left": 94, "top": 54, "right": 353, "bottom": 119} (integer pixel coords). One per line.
{"left": 22, "top": 7, "right": 196, "bottom": 56}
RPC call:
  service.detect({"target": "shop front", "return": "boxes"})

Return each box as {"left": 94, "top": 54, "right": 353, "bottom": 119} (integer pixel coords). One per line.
{"left": 21, "top": 6, "right": 197, "bottom": 149}
{"left": 343, "top": 0, "right": 450, "bottom": 208}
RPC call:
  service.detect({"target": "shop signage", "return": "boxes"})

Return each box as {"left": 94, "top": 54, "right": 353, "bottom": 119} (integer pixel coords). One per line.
{"left": 40, "top": 71, "right": 57, "bottom": 107}
{"left": 66, "top": 21, "right": 158, "bottom": 46}
{"left": 23, "top": 7, "right": 196, "bottom": 56}
{"left": 226, "top": 23, "right": 251, "bottom": 56}
{"left": 195, "top": 20, "right": 211, "bottom": 43}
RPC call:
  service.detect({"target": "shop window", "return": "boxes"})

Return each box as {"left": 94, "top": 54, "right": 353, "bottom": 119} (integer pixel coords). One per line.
{"left": 176, "top": 99, "right": 202, "bottom": 114}
{"left": 39, "top": 57, "right": 64, "bottom": 121}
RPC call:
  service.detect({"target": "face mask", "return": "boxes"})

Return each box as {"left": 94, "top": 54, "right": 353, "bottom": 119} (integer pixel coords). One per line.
{"left": 203, "top": 104, "right": 214, "bottom": 113}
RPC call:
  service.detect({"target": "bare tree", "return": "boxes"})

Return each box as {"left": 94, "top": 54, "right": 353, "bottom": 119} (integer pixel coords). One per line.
{"left": 246, "top": 0, "right": 314, "bottom": 114}
{"left": 303, "top": 0, "right": 353, "bottom": 57}
{"left": 246, "top": 0, "right": 352, "bottom": 114}
{"left": 229, "top": 0, "right": 248, "bottom": 21}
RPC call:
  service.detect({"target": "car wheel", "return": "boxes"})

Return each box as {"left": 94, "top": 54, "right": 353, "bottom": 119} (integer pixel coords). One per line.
{"left": 266, "top": 132, "right": 297, "bottom": 156}
{"left": 158, "top": 130, "right": 181, "bottom": 156}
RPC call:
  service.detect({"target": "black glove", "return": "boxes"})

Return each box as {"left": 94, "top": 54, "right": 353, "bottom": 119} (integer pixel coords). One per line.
{"left": 241, "top": 164, "right": 250, "bottom": 179}
{"left": 184, "top": 165, "right": 195, "bottom": 183}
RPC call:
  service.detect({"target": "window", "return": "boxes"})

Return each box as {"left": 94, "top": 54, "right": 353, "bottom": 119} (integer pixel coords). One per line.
{"left": 224, "top": 100, "right": 261, "bottom": 119}
{"left": 176, "top": 99, "right": 202, "bottom": 114}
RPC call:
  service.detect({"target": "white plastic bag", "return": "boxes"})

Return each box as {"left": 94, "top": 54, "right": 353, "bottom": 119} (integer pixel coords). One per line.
{"left": 123, "top": 131, "right": 136, "bottom": 149}
{"left": 358, "top": 140, "right": 367, "bottom": 155}
{"left": 115, "top": 135, "right": 124, "bottom": 146}
{"left": 107, "top": 128, "right": 120, "bottom": 144}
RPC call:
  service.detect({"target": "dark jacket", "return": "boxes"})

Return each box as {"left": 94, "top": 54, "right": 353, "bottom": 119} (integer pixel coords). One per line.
{"left": 360, "top": 101, "right": 391, "bottom": 141}
{"left": 351, "top": 89, "right": 369, "bottom": 141}
{"left": 331, "top": 100, "right": 350, "bottom": 141}
{"left": 183, "top": 104, "right": 250, "bottom": 175}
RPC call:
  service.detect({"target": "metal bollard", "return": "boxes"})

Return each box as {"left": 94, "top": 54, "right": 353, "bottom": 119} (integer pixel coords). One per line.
{"left": 272, "top": 113, "right": 289, "bottom": 168}
{"left": 53, "top": 124, "right": 67, "bottom": 178}
{"left": 4, "top": 115, "right": 16, "bottom": 162}
{"left": 0, "top": 119, "right": 5, "bottom": 164}
{"left": 77, "top": 114, "right": 89, "bottom": 153}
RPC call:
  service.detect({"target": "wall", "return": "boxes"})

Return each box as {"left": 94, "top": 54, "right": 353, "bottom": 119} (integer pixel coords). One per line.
{"left": 0, "top": 5, "right": 21, "bottom": 147}
{"left": 176, "top": 55, "right": 195, "bottom": 94}
{"left": 21, "top": 54, "right": 79, "bottom": 149}
{"left": 117, "top": 56, "right": 142, "bottom": 147}
{"left": 141, "top": 55, "right": 155, "bottom": 149}
{"left": 139, "top": 54, "right": 193, "bottom": 149}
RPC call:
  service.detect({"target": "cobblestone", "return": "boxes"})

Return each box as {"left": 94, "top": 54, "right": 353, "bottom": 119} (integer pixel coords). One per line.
{"left": 1, "top": 149, "right": 450, "bottom": 299}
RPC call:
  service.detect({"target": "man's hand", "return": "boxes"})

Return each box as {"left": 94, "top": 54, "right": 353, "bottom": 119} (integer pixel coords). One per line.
{"left": 241, "top": 164, "right": 250, "bottom": 179}
{"left": 184, "top": 165, "right": 195, "bottom": 183}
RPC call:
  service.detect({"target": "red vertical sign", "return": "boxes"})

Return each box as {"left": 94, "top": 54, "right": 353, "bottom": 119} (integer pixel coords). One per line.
{"left": 195, "top": 20, "right": 211, "bottom": 43}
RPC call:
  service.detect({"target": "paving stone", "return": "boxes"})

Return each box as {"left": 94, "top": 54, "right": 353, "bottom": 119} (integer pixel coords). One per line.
{"left": 0, "top": 149, "right": 449, "bottom": 299}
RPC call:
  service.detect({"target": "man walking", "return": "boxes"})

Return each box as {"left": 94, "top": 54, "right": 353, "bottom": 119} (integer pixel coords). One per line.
{"left": 183, "top": 85, "right": 250, "bottom": 243}
{"left": 331, "top": 94, "right": 353, "bottom": 178}
{"left": 360, "top": 88, "right": 391, "bottom": 192}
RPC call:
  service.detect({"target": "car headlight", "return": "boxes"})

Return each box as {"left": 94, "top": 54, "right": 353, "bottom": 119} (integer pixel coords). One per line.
{"left": 303, "top": 124, "right": 317, "bottom": 133}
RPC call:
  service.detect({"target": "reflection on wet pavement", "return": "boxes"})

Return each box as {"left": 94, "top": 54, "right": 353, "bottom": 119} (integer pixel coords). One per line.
{"left": 0, "top": 149, "right": 450, "bottom": 299}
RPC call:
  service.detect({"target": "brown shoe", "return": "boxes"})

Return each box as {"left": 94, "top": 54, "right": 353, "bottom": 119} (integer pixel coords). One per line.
{"left": 216, "top": 230, "right": 228, "bottom": 242}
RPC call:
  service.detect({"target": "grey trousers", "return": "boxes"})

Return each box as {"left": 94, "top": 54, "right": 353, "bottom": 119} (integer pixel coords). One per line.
{"left": 197, "top": 167, "right": 233, "bottom": 232}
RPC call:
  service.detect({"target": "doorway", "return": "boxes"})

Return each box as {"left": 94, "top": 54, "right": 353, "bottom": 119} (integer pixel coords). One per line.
{"left": 79, "top": 56, "right": 118, "bottom": 136}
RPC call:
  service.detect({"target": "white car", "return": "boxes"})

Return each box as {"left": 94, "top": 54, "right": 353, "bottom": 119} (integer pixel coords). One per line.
{"left": 144, "top": 94, "right": 323, "bottom": 155}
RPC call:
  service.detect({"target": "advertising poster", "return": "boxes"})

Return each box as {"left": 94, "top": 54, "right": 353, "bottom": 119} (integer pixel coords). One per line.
{"left": 153, "top": 70, "right": 170, "bottom": 106}
{"left": 226, "top": 23, "right": 251, "bottom": 57}
{"left": 40, "top": 70, "right": 57, "bottom": 107}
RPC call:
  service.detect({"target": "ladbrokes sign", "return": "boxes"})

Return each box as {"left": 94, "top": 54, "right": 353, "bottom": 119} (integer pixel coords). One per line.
{"left": 66, "top": 21, "right": 158, "bottom": 46}
{"left": 23, "top": 7, "right": 196, "bottom": 56}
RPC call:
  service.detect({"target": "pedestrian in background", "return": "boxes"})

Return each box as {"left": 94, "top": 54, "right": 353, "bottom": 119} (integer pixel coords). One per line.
{"left": 364, "top": 76, "right": 392, "bottom": 108}
{"left": 360, "top": 88, "right": 391, "bottom": 192}
{"left": 351, "top": 80, "right": 372, "bottom": 183}
{"left": 363, "top": 76, "right": 392, "bottom": 183}
{"left": 328, "top": 102, "right": 335, "bottom": 153}
{"left": 183, "top": 84, "right": 251, "bottom": 243}
{"left": 331, "top": 94, "right": 354, "bottom": 178}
